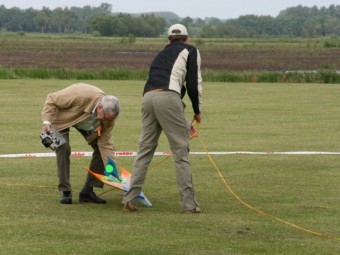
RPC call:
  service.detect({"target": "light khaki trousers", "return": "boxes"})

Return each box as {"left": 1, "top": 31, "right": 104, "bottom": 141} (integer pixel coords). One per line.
{"left": 122, "top": 91, "right": 198, "bottom": 211}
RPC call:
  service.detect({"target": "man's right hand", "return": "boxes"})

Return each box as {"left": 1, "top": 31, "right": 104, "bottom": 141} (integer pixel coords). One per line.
{"left": 193, "top": 113, "right": 202, "bottom": 123}
{"left": 42, "top": 124, "right": 51, "bottom": 132}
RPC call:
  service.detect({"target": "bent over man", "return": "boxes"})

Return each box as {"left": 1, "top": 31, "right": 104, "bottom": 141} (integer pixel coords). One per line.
{"left": 41, "top": 83, "right": 120, "bottom": 204}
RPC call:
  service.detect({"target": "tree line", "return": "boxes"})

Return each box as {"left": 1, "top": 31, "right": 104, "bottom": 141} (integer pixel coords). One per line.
{"left": 0, "top": 3, "right": 339, "bottom": 38}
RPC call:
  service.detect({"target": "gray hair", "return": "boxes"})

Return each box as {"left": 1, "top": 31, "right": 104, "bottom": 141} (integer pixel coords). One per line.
{"left": 101, "top": 95, "right": 120, "bottom": 117}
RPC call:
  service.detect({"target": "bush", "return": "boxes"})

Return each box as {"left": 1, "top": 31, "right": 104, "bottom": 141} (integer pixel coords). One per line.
{"left": 17, "top": 31, "right": 25, "bottom": 36}
{"left": 0, "top": 67, "right": 339, "bottom": 83}
{"left": 92, "top": 31, "right": 101, "bottom": 37}
{"left": 120, "top": 34, "right": 136, "bottom": 44}
{"left": 318, "top": 70, "right": 340, "bottom": 83}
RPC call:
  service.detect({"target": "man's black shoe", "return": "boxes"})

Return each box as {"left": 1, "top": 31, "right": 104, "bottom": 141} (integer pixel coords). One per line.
{"left": 60, "top": 191, "right": 72, "bottom": 204}
{"left": 79, "top": 191, "right": 106, "bottom": 204}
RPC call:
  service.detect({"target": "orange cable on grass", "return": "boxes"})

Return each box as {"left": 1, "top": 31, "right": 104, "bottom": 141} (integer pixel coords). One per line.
{"left": 0, "top": 183, "right": 58, "bottom": 192}
{"left": 98, "top": 187, "right": 115, "bottom": 197}
{"left": 194, "top": 122, "right": 340, "bottom": 241}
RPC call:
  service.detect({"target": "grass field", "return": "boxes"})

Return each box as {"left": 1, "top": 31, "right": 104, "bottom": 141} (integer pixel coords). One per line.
{"left": 0, "top": 80, "right": 340, "bottom": 254}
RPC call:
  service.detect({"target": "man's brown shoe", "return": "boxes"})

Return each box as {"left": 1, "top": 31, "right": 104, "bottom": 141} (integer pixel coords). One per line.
{"left": 123, "top": 202, "right": 138, "bottom": 212}
{"left": 182, "top": 207, "right": 201, "bottom": 214}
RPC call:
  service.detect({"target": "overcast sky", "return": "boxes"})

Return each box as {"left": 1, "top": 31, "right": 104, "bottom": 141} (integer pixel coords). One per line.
{"left": 0, "top": 0, "right": 338, "bottom": 19}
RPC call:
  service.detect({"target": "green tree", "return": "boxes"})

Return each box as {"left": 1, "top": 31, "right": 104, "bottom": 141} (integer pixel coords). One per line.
{"left": 92, "top": 15, "right": 114, "bottom": 36}
{"left": 4, "top": 7, "right": 23, "bottom": 31}
{"left": 51, "top": 8, "right": 64, "bottom": 33}
{"left": 0, "top": 5, "right": 11, "bottom": 30}
{"left": 140, "top": 14, "right": 166, "bottom": 37}
{"left": 61, "top": 7, "right": 77, "bottom": 33}
{"left": 199, "top": 24, "right": 217, "bottom": 38}
{"left": 34, "top": 11, "right": 49, "bottom": 33}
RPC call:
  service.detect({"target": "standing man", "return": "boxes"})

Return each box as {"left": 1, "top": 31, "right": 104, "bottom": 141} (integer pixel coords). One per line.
{"left": 122, "top": 24, "right": 203, "bottom": 213}
{"left": 41, "top": 83, "right": 120, "bottom": 204}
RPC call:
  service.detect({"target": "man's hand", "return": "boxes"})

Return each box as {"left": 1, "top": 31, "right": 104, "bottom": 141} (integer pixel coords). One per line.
{"left": 193, "top": 113, "right": 202, "bottom": 123}
{"left": 42, "top": 124, "right": 51, "bottom": 132}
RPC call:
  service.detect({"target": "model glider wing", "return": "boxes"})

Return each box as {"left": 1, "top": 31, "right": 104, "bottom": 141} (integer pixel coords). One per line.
{"left": 84, "top": 158, "right": 152, "bottom": 207}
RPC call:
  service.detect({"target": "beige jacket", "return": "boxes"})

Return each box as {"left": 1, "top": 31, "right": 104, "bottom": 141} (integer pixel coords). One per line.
{"left": 41, "top": 83, "right": 116, "bottom": 165}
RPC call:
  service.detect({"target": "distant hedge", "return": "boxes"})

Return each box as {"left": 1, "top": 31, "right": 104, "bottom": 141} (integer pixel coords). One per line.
{"left": 0, "top": 67, "right": 148, "bottom": 81}
{"left": 203, "top": 70, "right": 340, "bottom": 83}
{"left": 0, "top": 67, "right": 339, "bottom": 84}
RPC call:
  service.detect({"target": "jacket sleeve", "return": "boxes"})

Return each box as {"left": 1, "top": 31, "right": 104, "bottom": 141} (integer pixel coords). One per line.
{"left": 41, "top": 88, "right": 79, "bottom": 122}
{"left": 186, "top": 48, "right": 203, "bottom": 114}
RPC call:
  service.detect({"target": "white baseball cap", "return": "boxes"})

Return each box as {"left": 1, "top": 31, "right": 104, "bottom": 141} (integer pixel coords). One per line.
{"left": 168, "top": 24, "right": 188, "bottom": 36}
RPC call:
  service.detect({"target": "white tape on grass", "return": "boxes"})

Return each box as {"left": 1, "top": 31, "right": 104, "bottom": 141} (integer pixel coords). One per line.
{"left": 1, "top": 151, "right": 340, "bottom": 158}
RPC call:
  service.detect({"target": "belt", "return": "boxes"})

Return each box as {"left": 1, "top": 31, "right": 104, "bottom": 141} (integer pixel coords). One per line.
{"left": 149, "top": 89, "right": 164, "bottom": 92}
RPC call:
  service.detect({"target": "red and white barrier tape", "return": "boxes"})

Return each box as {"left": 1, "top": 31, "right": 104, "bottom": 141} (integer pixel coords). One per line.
{"left": 0, "top": 151, "right": 340, "bottom": 158}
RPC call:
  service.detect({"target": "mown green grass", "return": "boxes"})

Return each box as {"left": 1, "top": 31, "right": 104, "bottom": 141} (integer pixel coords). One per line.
{"left": 0, "top": 80, "right": 340, "bottom": 254}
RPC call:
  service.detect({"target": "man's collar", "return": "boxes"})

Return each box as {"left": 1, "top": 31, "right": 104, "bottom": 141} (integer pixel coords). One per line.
{"left": 92, "top": 101, "right": 101, "bottom": 115}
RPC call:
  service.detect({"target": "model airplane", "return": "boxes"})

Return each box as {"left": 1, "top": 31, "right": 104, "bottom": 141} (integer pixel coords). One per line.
{"left": 85, "top": 157, "right": 152, "bottom": 207}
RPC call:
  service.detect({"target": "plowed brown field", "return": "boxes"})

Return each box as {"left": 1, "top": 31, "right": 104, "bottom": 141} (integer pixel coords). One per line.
{"left": 1, "top": 36, "right": 339, "bottom": 71}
